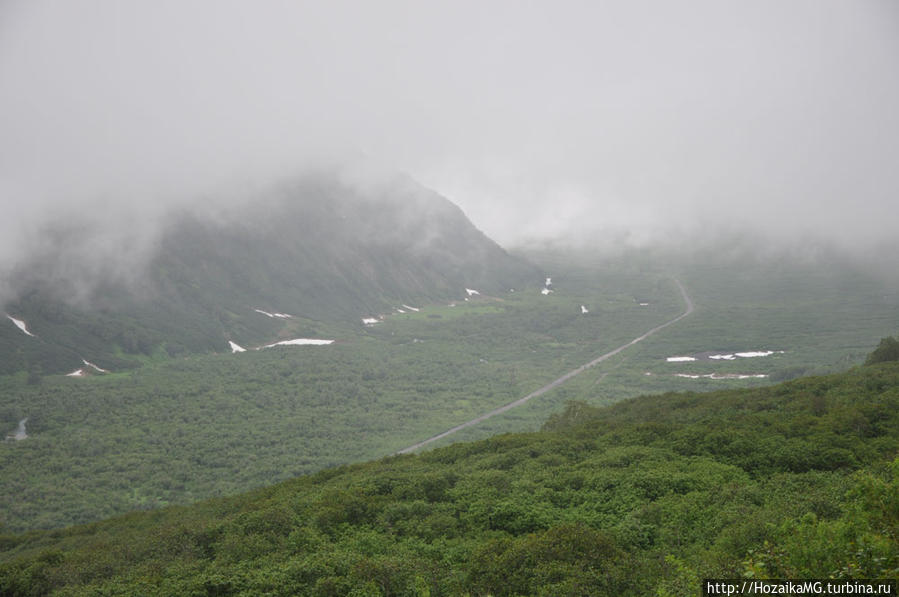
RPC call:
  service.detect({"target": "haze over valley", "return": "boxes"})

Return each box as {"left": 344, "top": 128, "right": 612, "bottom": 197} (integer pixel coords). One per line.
{"left": 2, "top": 2, "right": 898, "bottom": 594}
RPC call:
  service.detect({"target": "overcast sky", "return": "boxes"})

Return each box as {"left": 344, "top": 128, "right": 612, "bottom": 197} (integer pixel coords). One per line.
{"left": 2, "top": 0, "right": 898, "bottom": 253}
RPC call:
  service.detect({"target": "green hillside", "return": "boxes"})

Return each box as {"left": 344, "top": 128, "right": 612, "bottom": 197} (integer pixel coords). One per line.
{"left": 3, "top": 254, "right": 898, "bottom": 537}
{"left": 0, "top": 173, "right": 538, "bottom": 376}
{"left": 0, "top": 272, "right": 686, "bottom": 532}
{"left": 2, "top": 360, "right": 897, "bottom": 595}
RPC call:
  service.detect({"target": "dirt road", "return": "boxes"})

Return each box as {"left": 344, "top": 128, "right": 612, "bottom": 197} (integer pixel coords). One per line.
{"left": 396, "top": 279, "right": 694, "bottom": 454}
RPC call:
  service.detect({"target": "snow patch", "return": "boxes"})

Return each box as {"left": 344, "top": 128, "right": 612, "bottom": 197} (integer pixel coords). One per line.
{"left": 401, "top": 304, "right": 420, "bottom": 312}
{"left": 82, "top": 359, "right": 109, "bottom": 373}
{"left": 710, "top": 351, "right": 783, "bottom": 360}
{"left": 362, "top": 317, "right": 380, "bottom": 325}
{"left": 669, "top": 350, "right": 784, "bottom": 362}
{"left": 581, "top": 305, "right": 589, "bottom": 314}
{"left": 675, "top": 373, "right": 769, "bottom": 380}
{"left": 465, "top": 288, "right": 480, "bottom": 296}
{"left": 262, "top": 338, "right": 334, "bottom": 348}
{"left": 254, "top": 309, "right": 293, "bottom": 319}
{"left": 396, "top": 309, "right": 406, "bottom": 313}
{"left": 66, "top": 369, "right": 85, "bottom": 377}
{"left": 6, "top": 418, "right": 28, "bottom": 441}
{"left": 6, "top": 315, "right": 35, "bottom": 337}
{"left": 639, "top": 302, "right": 649, "bottom": 306}
{"left": 229, "top": 341, "right": 246, "bottom": 353}
{"left": 541, "top": 278, "right": 554, "bottom": 295}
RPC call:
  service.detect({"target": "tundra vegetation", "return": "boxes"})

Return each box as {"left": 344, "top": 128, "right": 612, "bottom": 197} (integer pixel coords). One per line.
{"left": 1, "top": 354, "right": 897, "bottom": 595}
{"left": 1, "top": 253, "right": 897, "bottom": 533}
{"left": 1, "top": 252, "right": 898, "bottom": 594}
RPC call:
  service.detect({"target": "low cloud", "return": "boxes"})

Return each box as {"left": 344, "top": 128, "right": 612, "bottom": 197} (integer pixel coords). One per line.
{"left": 1, "top": 0, "right": 897, "bottom": 287}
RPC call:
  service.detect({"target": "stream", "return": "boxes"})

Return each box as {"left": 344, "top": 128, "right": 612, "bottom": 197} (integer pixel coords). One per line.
{"left": 10, "top": 417, "right": 28, "bottom": 440}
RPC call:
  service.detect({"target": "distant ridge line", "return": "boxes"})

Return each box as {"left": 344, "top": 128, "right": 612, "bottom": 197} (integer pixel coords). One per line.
{"left": 395, "top": 278, "right": 694, "bottom": 454}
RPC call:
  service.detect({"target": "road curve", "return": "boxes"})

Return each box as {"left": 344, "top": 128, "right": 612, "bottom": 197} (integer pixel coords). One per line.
{"left": 395, "top": 278, "right": 694, "bottom": 454}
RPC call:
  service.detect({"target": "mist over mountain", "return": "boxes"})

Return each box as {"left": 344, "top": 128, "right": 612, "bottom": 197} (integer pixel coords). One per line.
{"left": 0, "top": 171, "right": 537, "bottom": 375}
{"left": 3, "top": 4, "right": 899, "bottom": 592}
{"left": 3, "top": 1, "right": 898, "bottom": 257}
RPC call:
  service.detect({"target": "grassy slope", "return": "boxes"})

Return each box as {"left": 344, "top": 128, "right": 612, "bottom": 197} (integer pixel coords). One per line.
{"left": 1, "top": 362, "right": 897, "bottom": 595}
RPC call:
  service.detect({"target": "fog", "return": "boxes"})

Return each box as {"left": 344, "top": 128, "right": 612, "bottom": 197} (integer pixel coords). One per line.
{"left": 2, "top": 0, "right": 898, "bottom": 270}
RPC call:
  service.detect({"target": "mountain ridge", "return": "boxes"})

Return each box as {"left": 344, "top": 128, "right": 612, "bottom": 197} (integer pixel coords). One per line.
{"left": 0, "top": 172, "right": 538, "bottom": 375}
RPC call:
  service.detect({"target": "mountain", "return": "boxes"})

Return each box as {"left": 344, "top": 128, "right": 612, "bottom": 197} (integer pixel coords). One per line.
{"left": 2, "top": 360, "right": 897, "bottom": 595}
{"left": 0, "top": 172, "right": 538, "bottom": 375}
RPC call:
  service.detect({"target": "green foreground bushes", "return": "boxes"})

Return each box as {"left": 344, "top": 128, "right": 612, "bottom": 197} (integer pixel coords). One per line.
{"left": 2, "top": 361, "right": 898, "bottom": 595}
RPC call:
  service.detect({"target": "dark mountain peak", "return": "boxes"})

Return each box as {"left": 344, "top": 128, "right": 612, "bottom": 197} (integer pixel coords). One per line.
{"left": 1, "top": 172, "right": 538, "bottom": 375}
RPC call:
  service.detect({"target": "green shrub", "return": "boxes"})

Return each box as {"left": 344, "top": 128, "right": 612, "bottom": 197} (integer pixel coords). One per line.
{"left": 866, "top": 336, "right": 899, "bottom": 365}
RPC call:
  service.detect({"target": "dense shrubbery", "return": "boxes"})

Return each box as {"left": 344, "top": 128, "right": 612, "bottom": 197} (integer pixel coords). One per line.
{"left": 866, "top": 336, "right": 899, "bottom": 365}
{"left": 1, "top": 362, "right": 898, "bottom": 595}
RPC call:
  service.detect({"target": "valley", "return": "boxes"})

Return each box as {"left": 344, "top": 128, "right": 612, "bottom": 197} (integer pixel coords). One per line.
{"left": 2, "top": 250, "right": 896, "bottom": 534}
{"left": 395, "top": 277, "right": 695, "bottom": 454}
{"left": 3, "top": 3, "right": 898, "bottom": 593}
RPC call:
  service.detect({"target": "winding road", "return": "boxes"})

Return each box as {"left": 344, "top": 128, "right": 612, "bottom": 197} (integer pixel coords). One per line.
{"left": 396, "top": 279, "right": 694, "bottom": 454}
